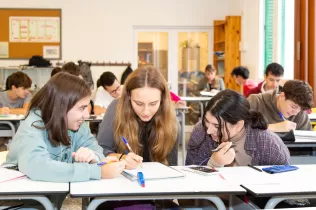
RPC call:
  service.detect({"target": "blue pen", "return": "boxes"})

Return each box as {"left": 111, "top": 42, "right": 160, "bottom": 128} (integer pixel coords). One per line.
{"left": 122, "top": 136, "right": 143, "bottom": 168}
{"left": 122, "top": 136, "right": 135, "bottom": 153}
{"left": 137, "top": 172, "right": 145, "bottom": 187}
{"left": 278, "top": 112, "right": 286, "bottom": 121}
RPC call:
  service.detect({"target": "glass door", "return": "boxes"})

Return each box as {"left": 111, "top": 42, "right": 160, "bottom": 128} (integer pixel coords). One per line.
{"left": 137, "top": 32, "right": 169, "bottom": 81}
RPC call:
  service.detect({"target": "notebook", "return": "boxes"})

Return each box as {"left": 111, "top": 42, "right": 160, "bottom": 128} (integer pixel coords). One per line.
{"left": 0, "top": 167, "right": 26, "bottom": 183}
{"left": 122, "top": 162, "right": 185, "bottom": 181}
{"left": 294, "top": 130, "right": 316, "bottom": 139}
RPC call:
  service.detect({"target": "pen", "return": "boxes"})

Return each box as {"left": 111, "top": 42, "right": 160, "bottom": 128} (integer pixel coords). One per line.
{"left": 137, "top": 172, "right": 145, "bottom": 187}
{"left": 97, "top": 161, "right": 115, "bottom": 166}
{"left": 278, "top": 112, "right": 286, "bottom": 121}
{"left": 122, "top": 136, "right": 134, "bottom": 153}
{"left": 122, "top": 136, "right": 143, "bottom": 168}
{"left": 247, "top": 164, "right": 262, "bottom": 172}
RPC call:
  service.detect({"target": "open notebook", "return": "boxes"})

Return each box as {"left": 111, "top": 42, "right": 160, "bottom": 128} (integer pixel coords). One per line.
{"left": 0, "top": 167, "right": 26, "bottom": 183}
{"left": 122, "top": 162, "right": 185, "bottom": 181}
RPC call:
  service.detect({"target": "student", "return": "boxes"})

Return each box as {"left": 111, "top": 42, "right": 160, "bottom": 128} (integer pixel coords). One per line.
{"left": 186, "top": 89, "right": 290, "bottom": 167}
{"left": 94, "top": 72, "right": 122, "bottom": 115}
{"left": 198, "top": 64, "right": 225, "bottom": 92}
{"left": 231, "top": 66, "right": 256, "bottom": 97}
{"left": 247, "top": 80, "right": 313, "bottom": 132}
{"left": 5, "top": 72, "right": 125, "bottom": 182}
{"left": 61, "top": 62, "right": 82, "bottom": 78}
{"left": 248, "top": 62, "right": 284, "bottom": 96}
{"left": 51, "top": 66, "right": 62, "bottom": 77}
{"left": 0, "top": 71, "right": 32, "bottom": 115}
{"left": 97, "top": 65, "right": 179, "bottom": 169}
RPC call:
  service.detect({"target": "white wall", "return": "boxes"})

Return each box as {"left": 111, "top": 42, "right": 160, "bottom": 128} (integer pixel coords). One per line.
{"left": 0, "top": 0, "right": 266, "bottom": 88}
{"left": 240, "top": 0, "right": 264, "bottom": 82}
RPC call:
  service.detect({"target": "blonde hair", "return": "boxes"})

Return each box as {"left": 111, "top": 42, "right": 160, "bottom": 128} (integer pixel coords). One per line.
{"left": 114, "top": 65, "right": 177, "bottom": 165}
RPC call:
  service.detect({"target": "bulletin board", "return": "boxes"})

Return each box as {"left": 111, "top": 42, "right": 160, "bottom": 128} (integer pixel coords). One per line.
{"left": 0, "top": 8, "right": 61, "bottom": 59}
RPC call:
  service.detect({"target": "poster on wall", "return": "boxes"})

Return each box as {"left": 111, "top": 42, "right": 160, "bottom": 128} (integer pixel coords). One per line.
{"left": 9, "top": 17, "right": 60, "bottom": 42}
{"left": 43, "top": 46, "right": 60, "bottom": 59}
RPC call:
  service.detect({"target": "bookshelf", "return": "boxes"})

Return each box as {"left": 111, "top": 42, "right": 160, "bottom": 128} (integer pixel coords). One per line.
{"left": 213, "top": 16, "right": 241, "bottom": 92}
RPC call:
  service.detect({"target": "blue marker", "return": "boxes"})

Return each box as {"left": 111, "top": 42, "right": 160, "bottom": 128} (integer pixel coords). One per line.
{"left": 137, "top": 172, "right": 145, "bottom": 187}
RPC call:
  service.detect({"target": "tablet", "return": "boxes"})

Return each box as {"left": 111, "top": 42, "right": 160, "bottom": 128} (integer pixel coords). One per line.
{"left": 182, "top": 166, "right": 218, "bottom": 176}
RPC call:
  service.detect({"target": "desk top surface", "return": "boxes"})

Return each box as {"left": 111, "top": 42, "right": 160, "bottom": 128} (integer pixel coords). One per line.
{"left": 70, "top": 167, "right": 245, "bottom": 197}
{"left": 0, "top": 114, "right": 25, "bottom": 121}
{"left": 0, "top": 177, "right": 69, "bottom": 195}
{"left": 180, "top": 96, "right": 212, "bottom": 101}
{"left": 219, "top": 165, "right": 316, "bottom": 186}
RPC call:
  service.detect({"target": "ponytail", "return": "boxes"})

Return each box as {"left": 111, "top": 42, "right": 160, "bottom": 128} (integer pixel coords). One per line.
{"left": 248, "top": 110, "right": 268, "bottom": 130}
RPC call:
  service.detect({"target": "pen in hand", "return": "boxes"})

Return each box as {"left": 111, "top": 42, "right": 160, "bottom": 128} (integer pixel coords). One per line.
{"left": 122, "top": 136, "right": 143, "bottom": 168}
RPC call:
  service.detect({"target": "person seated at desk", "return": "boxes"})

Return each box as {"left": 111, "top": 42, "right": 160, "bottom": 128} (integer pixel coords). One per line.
{"left": 0, "top": 71, "right": 32, "bottom": 115}
{"left": 197, "top": 64, "right": 225, "bottom": 92}
{"left": 231, "top": 66, "right": 256, "bottom": 97}
{"left": 97, "top": 65, "right": 180, "bottom": 209}
{"left": 98, "top": 65, "right": 179, "bottom": 168}
{"left": 94, "top": 72, "right": 122, "bottom": 115}
{"left": 5, "top": 72, "right": 125, "bottom": 182}
{"left": 247, "top": 80, "right": 313, "bottom": 132}
{"left": 186, "top": 89, "right": 290, "bottom": 167}
{"left": 247, "top": 62, "right": 284, "bottom": 96}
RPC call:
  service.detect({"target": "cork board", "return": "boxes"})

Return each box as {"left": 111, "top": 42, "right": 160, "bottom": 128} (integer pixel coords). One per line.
{"left": 0, "top": 8, "right": 61, "bottom": 59}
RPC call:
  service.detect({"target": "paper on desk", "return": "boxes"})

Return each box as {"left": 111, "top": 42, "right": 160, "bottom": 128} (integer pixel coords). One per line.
{"left": 0, "top": 168, "right": 26, "bottom": 183}
{"left": 294, "top": 130, "right": 316, "bottom": 139}
{"left": 122, "top": 162, "right": 185, "bottom": 181}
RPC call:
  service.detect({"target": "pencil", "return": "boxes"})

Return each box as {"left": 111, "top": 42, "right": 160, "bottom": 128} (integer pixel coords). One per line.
{"left": 247, "top": 164, "right": 262, "bottom": 172}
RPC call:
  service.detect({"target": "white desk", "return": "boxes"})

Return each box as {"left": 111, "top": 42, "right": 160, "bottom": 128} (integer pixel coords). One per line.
{"left": 0, "top": 114, "right": 25, "bottom": 137}
{"left": 84, "top": 115, "right": 103, "bottom": 122}
{"left": 0, "top": 175, "right": 68, "bottom": 210}
{"left": 308, "top": 113, "right": 316, "bottom": 122}
{"left": 180, "top": 97, "right": 212, "bottom": 118}
{"left": 0, "top": 151, "right": 68, "bottom": 210}
{"left": 219, "top": 165, "right": 316, "bottom": 209}
{"left": 70, "top": 168, "right": 246, "bottom": 210}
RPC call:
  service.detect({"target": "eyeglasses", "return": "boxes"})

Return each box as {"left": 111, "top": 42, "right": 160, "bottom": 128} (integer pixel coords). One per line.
{"left": 110, "top": 85, "right": 121, "bottom": 95}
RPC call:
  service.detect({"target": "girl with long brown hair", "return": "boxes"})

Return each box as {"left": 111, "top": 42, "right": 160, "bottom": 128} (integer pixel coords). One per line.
{"left": 98, "top": 65, "right": 179, "bottom": 169}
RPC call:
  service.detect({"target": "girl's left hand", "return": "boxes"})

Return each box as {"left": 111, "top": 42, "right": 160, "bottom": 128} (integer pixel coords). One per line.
{"left": 72, "top": 147, "right": 97, "bottom": 163}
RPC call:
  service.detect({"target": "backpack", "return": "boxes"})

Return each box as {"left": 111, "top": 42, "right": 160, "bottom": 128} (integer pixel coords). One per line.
{"left": 78, "top": 60, "right": 94, "bottom": 89}
{"left": 28, "top": 55, "right": 52, "bottom": 67}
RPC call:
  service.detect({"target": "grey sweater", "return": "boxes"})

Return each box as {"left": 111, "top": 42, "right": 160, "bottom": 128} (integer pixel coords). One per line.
{"left": 247, "top": 90, "right": 312, "bottom": 131}
{"left": 97, "top": 99, "right": 180, "bottom": 166}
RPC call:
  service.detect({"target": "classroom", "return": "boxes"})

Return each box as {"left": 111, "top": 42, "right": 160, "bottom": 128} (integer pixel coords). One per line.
{"left": 1, "top": 0, "right": 316, "bottom": 209}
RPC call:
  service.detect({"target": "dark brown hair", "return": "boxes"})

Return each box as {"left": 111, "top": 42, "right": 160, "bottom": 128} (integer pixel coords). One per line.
{"left": 202, "top": 89, "right": 267, "bottom": 144}
{"left": 27, "top": 72, "right": 91, "bottom": 146}
{"left": 61, "top": 62, "right": 80, "bottom": 76}
{"left": 51, "top": 67, "right": 62, "bottom": 77}
{"left": 281, "top": 80, "right": 313, "bottom": 110}
{"left": 205, "top": 64, "right": 216, "bottom": 73}
{"left": 6, "top": 71, "right": 32, "bottom": 90}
